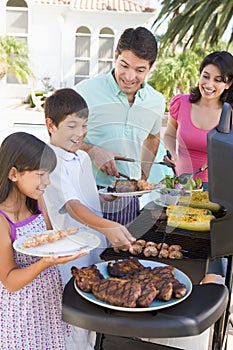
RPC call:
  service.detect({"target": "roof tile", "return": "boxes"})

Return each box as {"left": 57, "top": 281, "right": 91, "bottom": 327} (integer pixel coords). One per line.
{"left": 34, "top": 0, "right": 156, "bottom": 13}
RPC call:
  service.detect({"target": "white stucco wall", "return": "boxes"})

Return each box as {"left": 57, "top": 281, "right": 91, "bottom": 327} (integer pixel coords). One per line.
{"left": 0, "top": 1, "right": 156, "bottom": 98}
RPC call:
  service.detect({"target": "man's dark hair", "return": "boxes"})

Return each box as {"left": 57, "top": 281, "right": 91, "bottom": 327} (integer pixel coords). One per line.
{"left": 116, "top": 27, "right": 158, "bottom": 68}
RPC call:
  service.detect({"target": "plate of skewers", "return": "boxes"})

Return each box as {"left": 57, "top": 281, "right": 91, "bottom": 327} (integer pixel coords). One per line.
{"left": 13, "top": 227, "right": 100, "bottom": 257}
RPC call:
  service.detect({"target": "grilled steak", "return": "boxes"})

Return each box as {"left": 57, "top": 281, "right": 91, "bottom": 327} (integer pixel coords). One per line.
{"left": 151, "top": 279, "right": 173, "bottom": 301}
{"left": 71, "top": 265, "right": 103, "bottom": 292}
{"left": 137, "top": 282, "right": 158, "bottom": 307}
{"left": 165, "top": 277, "right": 187, "bottom": 298}
{"left": 122, "top": 267, "right": 173, "bottom": 302}
{"left": 92, "top": 278, "right": 141, "bottom": 308}
{"left": 72, "top": 259, "right": 187, "bottom": 308}
{"left": 121, "top": 267, "right": 159, "bottom": 307}
{"left": 149, "top": 266, "right": 187, "bottom": 300}
{"left": 107, "top": 258, "right": 145, "bottom": 277}
{"left": 151, "top": 265, "right": 175, "bottom": 278}
{"left": 115, "top": 180, "right": 138, "bottom": 193}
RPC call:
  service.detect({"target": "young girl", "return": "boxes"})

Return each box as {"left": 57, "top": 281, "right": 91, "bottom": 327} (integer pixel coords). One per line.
{"left": 0, "top": 132, "right": 86, "bottom": 350}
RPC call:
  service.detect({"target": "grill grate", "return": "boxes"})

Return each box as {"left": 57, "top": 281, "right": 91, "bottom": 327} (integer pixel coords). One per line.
{"left": 100, "top": 207, "right": 211, "bottom": 284}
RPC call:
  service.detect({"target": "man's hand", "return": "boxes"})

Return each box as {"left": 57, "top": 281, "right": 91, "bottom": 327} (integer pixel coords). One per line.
{"left": 89, "top": 146, "right": 125, "bottom": 177}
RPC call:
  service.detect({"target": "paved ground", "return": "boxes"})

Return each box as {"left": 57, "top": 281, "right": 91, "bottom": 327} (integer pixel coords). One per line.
{"left": 1, "top": 98, "right": 233, "bottom": 350}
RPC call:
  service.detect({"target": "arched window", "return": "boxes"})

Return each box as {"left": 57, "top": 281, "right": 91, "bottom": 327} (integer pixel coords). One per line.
{"left": 6, "top": 0, "right": 28, "bottom": 84}
{"left": 75, "top": 26, "right": 91, "bottom": 84}
{"left": 98, "top": 27, "right": 114, "bottom": 74}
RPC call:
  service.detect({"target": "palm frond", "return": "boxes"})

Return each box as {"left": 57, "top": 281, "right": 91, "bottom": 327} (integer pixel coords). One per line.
{"left": 152, "top": 0, "right": 233, "bottom": 51}
{"left": 0, "top": 35, "right": 35, "bottom": 83}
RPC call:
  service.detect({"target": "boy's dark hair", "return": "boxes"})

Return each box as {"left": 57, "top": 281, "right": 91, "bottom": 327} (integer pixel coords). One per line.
{"left": 190, "top": 51, "right": 233, "bottom": 106}
{"left": 115, "top": 27, "right": 158, "bottom": 68}
{"left": 0, "top": 132, "right": 57, "bottom": 214}
{"left": 44, "top": 88, "right": 89, "bottom": 128}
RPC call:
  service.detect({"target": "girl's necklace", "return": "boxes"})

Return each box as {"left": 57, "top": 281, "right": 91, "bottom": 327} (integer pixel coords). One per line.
{"left": 1, "top": 203, "right": 22, "bottom": 222}
{"left": 14, "top": 210, "right": 20, "bottom": 222}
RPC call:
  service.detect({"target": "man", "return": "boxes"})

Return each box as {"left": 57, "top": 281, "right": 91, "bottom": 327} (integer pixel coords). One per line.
{"left": 74, "top": 26, "right": 165, "bottom": 225}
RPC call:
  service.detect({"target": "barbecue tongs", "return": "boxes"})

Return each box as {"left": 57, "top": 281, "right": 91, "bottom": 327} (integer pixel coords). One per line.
{"left": 114, "top": 156, "right": 175, "bottom": 169}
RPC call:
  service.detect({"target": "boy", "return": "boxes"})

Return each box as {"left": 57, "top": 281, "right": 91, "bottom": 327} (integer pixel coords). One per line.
{"left": 43, "top": 88, "right": 135, "bottom": 350}
{"left": 44, "top": 88, "right": 135, "bottom": 273}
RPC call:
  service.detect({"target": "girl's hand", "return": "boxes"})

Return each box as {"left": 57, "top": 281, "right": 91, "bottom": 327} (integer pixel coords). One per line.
{"left": 41, "top": 251, "right": 88, "bottom": 265}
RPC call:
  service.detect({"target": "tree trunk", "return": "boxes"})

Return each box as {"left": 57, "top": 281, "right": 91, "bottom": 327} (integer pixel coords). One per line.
{"left": 0, "top": 62, "right": 7, "bottom": 80}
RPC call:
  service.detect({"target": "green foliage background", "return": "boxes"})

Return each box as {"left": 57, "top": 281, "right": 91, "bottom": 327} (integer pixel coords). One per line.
{"left": 148, "top": 42, "right": 230, "bottom": 110}
{"left": 0, "top": 35, "right": 35, "bottom": 83}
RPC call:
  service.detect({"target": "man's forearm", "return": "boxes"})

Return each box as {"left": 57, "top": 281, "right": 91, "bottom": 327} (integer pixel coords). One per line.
{"left": 80, "top": 141, "right": 103, "bottom": 161}
{"left": 79, "top": 141, "right": 94, "bottom": 154}
{"left": 141, "top": 133, "right": 160, "bottom": 179}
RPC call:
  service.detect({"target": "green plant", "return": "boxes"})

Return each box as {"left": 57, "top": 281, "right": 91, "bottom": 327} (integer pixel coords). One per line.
{"left": 0, "top": 35, "right": 35, "bottom": 83}
{"left": 148, "top": 41, "right": 229, "bottom": 109}
{"left": 152, "top": 0, "right": 233, "bottom": 52}
{"left": 26, "top": 91, "right": 47, "bottom": 108}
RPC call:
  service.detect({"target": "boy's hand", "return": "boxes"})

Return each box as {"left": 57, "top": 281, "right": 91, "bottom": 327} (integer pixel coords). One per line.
{"left": 104, "top": 224, "right": 136, "bottom": 252}
{"left": 99, "top": 193, "right": 117, "bottom": 202}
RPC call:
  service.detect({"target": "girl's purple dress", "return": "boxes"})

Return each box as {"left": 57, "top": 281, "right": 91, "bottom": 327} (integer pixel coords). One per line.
{"left": 0, "top": 210, "right": 71, "bottom": 350}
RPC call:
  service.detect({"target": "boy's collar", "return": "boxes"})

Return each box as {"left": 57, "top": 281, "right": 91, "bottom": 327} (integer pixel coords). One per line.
{"left": 49, "top": 144, "right": 79, "bottom": 160}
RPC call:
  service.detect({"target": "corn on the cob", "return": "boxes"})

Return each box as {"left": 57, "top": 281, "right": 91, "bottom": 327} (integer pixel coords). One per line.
{"left": 178, "top": 191, "right": 221, "bottom": 212}
{"left": 167, "top": 213, "right": 215, "bottom": 231}
{"left": 166, "top": 205, "right": 212, "bottom": 216}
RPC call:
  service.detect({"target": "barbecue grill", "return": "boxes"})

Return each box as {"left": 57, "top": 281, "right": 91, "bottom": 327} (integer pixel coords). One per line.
{"left": 100, "top": 206, "right": 211, "bottom": 284}
{"left": 62, "top": 103, "right": 233, "bottom": 350}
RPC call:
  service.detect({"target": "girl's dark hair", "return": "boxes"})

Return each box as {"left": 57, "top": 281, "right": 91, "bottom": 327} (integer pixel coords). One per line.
{"left": 44, "top": 88, "right": 88, "bottom": 130}
{"left": 190, "top": 51, "right": 233, "bottom": 106}
{"left": 0, "top": 132, "right": 57, "bottom": 213}
{"left": 116, "top": 27, "right": 158, "bottom": 68}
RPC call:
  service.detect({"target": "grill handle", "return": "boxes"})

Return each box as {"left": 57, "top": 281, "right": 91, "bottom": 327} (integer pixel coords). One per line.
{"left": 216, "top": 102, "right": 232, "bottom": 134}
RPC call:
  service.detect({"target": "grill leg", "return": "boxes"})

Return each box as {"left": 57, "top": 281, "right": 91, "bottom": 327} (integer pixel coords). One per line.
{"left": 211, "top": 255, "right": 233, "bottom": 350}
{"left": 94, "top": 333, "right": 104, "bottom": 350}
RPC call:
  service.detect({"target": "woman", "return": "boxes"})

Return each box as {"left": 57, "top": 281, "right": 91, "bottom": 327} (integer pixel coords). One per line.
{"left": 163, "top": 51, "right": 233, "bottom": 283}
{"left": 164, "top": 51, "right": 233, "bottom": 190}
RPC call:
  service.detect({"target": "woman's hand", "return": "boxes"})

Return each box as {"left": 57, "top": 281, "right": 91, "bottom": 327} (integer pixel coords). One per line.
{"left": 163, "top": 150, "right": 177, "bottom": 165}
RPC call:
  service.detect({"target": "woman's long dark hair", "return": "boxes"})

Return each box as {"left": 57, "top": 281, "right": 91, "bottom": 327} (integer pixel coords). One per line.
{"left": 190, "top": 51, "right": 233, "bottom": 106}
{"left": 0, "top": 132, "right": 57, "bottom": 214}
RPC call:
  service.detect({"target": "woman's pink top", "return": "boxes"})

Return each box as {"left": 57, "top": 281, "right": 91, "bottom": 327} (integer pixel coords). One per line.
{"left": 169, "top": 94, "right": 210, "bottom": 182}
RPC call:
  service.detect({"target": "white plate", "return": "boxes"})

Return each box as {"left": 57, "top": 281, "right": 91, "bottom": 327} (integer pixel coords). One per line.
{"left": 99, "top": 187, "right": 155, "bottom": 197}
{"left": 153, "top": 198, "right": 169, "bottom": 208}
{"left": 185, "top": 188, "right": 203, "bottom": 194}
{"left": 74, "top": 260, "right": 192, "bottom": 312}
{"left": 13, "top": 229, "right": 101, "bottom": 257}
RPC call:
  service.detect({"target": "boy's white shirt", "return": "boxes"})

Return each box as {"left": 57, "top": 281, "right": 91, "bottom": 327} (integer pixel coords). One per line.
{"left": 44, "top": 144, "right": 108, "bottom": 284}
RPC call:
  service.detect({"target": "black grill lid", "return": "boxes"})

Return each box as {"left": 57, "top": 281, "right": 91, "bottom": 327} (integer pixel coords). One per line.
{"left": 208, "top": 102, "right": 233, "bottom": 258}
